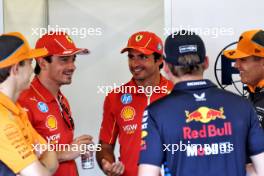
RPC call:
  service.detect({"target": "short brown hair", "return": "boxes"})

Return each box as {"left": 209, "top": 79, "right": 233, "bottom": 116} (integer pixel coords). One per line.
{"left": 0, "top": 60, "right": 26, "bottom": 83}
{"left": 34, "top": 56, "right": 52, "bottom": 75}
{"left": 168, "top": 54, "right": 205, "bottom": 77}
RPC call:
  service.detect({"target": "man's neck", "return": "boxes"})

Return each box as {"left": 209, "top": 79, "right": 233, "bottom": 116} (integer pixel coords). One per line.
{"left": 247, "top": 79, "right": 264, "bottom": 93}
{"left": 0, "top": 79, "right": 16, "bottom": 102}
{"left": 37, "top": 75, "right": 60, "bottom": 97}
{"left": 172, "top": 74, "right": 203, "bottom": 85}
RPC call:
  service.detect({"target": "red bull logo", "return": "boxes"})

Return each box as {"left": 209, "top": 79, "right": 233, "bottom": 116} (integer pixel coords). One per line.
{"left": 183, "top": 122, "right": 232, "bottom": 140}
{"left": 185, "top": 107, "right": 225, "bottom": 123}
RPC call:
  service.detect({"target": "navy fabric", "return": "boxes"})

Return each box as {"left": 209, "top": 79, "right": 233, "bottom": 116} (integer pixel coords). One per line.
{"left": 140, "top": 79, "right": 264, "bottom": 176}
{"left": 0, "top": 161, "right": 15, "bottom": 176}
{"left": 0, "top": 35, "right": 23, "bottom": 61}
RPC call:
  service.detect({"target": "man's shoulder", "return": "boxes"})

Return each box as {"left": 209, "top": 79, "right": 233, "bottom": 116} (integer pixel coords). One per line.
{"left": 213, "top": 87, "right": 252, "bottom": 105}
{"left": 147, "top": 93, "right": 175, "bottom": 112}
{"left": 0, "top": 104, "right": 10, "bottom": 120}
{"left": 148, "top": 87, "right": 253, "bottom": 112}
{"left": 18, "top": 87, "right": 41, "bottom": 106}
{"left": 0, "top": 105, "right": 19, "bottom": 127}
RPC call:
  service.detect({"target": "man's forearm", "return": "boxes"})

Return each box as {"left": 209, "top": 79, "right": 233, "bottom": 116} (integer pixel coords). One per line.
{"left": 96, "top": 141, "right": 116, "bottom": 169}
{"left": 138, "top": 164, "right": 160, "bottom": 176}
{"left": 39, "top": 151, "right": 58, "bottom": 174}
{"left": 251, "top": 152, "right": 264, "bottom": 176}
{"left": 96, "top": 148, "right": 115, "bottom": 169}
{"left": 56, "top": 150, "right": 78, "bottom": 162}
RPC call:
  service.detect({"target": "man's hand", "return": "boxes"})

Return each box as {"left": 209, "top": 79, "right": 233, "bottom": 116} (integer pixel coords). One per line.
{"left": 101, "top": 158, "right": 124, "bottom": 176}
{"left": 57, "top": 134, "right": 93, "bottom": 162}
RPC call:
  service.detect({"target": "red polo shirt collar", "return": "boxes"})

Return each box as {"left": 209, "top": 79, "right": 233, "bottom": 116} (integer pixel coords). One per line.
{"left": 30, "top": 76, "right": 63, "bottom": 103}
{"left": 128, "top": 74, "right": 170, "bottom": 94}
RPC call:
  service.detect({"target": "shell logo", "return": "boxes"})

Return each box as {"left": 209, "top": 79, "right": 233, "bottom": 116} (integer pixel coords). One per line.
{"left": 46, "top": 115, "right": 57, "bottom": 130}
{"left": 121, "top": 106, "right": 136, "bottom": 121}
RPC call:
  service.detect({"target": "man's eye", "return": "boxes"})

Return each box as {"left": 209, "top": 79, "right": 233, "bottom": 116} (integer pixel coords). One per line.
{"left": 128, "top": 54, "right": 134, "bottom": 59}
{"left": 140, "top": 55, "right": 148, "bottom": 60}
{"left": 60, "top": 57, "right": 69, "bottom": 62}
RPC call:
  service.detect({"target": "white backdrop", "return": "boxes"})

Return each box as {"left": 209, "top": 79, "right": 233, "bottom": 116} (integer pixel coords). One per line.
{"left": 2, "top": 0, "right": 264, "bottom": 175}
{"left": 0, "top": 0, "right": 3, "bottom": 33}
{"left": 165, "top": 0, "right": 264, "bottom": 93}
{"left": 3, "top": 0, "right": 47, "bottom": 46}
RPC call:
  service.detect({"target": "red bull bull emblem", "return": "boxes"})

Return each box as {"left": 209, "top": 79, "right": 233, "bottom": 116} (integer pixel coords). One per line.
{"left": 185, "top": 107, "right": 225, "bottom": 123}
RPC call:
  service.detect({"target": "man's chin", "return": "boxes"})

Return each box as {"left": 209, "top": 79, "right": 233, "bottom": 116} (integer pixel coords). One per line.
{"left": 133, "top": 77, "right": 146, "bottom": 83}
{"left": 60, "top": 79, "right": 72, "bottom": 86}
{"left": 240, "top": 78, "right": 247, "bottom": 85}
{"left": 132, "top": 73, "right": 145, "bottom": 79}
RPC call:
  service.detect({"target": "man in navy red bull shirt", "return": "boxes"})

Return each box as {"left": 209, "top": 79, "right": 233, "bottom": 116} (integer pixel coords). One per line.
{"left": 138, "top": 30, "right": 264, "bottom": 176}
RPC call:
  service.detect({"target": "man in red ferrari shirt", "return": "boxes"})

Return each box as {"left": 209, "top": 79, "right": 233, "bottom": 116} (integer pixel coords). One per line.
{"left": 96, "top": 31, "right": 173, "bottom": 176}
{"left": 18, "top": 32, "right": 93, "bottom": 176}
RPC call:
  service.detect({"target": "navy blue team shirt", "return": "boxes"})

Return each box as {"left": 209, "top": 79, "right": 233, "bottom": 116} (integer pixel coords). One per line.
{"left": 139, "top": 79, "right": 264, "bottom": 176}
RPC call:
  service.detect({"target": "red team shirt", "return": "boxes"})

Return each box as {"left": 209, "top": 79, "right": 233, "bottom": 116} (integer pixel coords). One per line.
{"left": 99, "top": 75, "right": 173, "bottom": 176}
{"left": 18, "top": 77, "right": 78, "bottom": 176}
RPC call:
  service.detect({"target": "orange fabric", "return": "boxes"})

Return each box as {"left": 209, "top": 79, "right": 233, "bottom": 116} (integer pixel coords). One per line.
{"left": 247, "top": 79, "right": 264, "bottom": 93}
{"left": 0, "top": 92, "right": 46, "bottom": 173}
{"left": 224, "top": 29, "right": 264, "bottom": 59}
{"left": 0, "top": 32, "right": 48, "bottom": 68}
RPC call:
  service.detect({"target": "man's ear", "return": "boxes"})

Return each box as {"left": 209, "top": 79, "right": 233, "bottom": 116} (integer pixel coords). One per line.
{"left": 163, "top": 61, "right": 179, "bottom": 84}
{"left": 156, "top": 55, "right": 163, "bottom": 66}
{"left": 163, "top": 60, "right": 170, "bottom": 74}
{"left": 203, "top": 56, "right": 209, "bottom": 70}
{"left": 260, "top": 59, "right": 264, "bottom": 77}
{"left": 37, "top": 57, "right": 48, "bottom": 71}
{"left": 10, "top": 63, "right": 19, "bottom": 76}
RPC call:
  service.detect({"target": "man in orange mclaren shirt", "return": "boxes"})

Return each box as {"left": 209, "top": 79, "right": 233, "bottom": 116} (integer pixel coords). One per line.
{"left": 96, "top": 31, "right": 173, "bottom": 176}
{"left": 223, "top": 29, "right": 264, "bottom": 176}
{"left": 0, "top": 32, "right": 58, "bottom": 176}
{"left": 18, "top": 32, "right": 93, "bottom": 176}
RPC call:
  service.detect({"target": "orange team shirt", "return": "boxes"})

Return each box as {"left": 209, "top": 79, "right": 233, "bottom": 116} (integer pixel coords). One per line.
{"left": 99, "top": 75, "right": 173, "bottom": 176}
{"left": 18, "top": 76, "right": 77, "bottom": 176}
{"left": 0, "top": 92, "right": 46, "bottom": 174}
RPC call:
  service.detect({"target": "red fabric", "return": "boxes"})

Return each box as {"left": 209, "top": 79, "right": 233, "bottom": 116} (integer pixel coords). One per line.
{"left": 18, "top": 76, "right": 78, "bottom": 176}
{"left": 99, "top": 75, "right": 173, "bottom": 176}
{"left": 35, "top": 32, "right": 89, "bottom": 56}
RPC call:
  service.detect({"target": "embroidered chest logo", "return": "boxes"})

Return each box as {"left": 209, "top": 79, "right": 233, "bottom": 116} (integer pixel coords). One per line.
{"left": 193, "top": 92, "right": 206, "bottom": 101}
{"left": 121, "top": 93, "right": 132, "bottom": 104}
{"left": 37, "top": 102, "right": 49, "bottom": 113}
{"left": 121, "top": 106, "right": 136, "bottom": 121}
{"left": 122, "top": 124, "right": 137, "bottom": 134}
{"left": 46, "top": 115, "right": 57, "bottom": 131}
{"left": 185, "top": 107, "right": 225, "bottom": 123}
